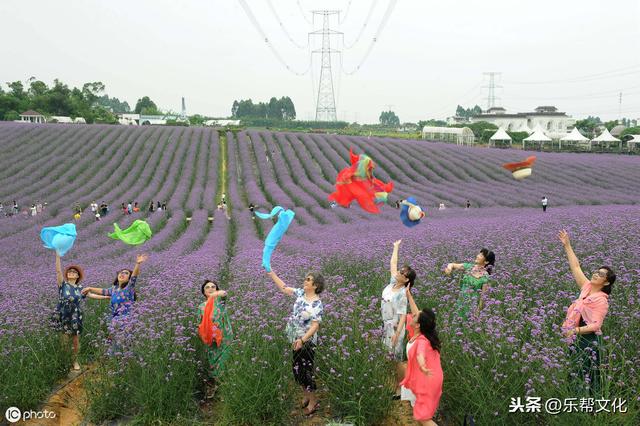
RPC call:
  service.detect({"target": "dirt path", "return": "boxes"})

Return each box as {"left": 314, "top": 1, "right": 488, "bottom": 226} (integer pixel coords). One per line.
{"left": 21, "top": 366, "right": 92, "bottom": 426}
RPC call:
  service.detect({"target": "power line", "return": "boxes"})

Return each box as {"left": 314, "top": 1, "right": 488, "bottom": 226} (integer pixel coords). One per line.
{"left": 341, "top": 0, "right": 397, "bottom": 75}
{"left": 296, "top": 0, "right": 313, "bottom": 25}
{"left": 237, "top": 0, "right": 311, "bottom": 75}
{"left": 339, "top": 0, "right": 354, "bottom": 25}
{"left": 342, "top": 0, "right": 379, "bottom": 49}
{"left": 266, "top": 0, "right": 308, "bottom": 49}
{"left": 505, "top": 64, "right": 640, "bottom": 85}
{"left": 482, "top": 72, "right": 502, "bottom": 109}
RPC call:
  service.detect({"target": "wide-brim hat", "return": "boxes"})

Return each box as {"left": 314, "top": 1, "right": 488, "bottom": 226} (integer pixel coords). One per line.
{"left": 400, "top": 197, "right": 425, "bottom": 227}
{"left": 502, "top": 156, "right": 536, "bottom": 180}
{"left": 64, "top": 264, "right": 84, "bottom": 283}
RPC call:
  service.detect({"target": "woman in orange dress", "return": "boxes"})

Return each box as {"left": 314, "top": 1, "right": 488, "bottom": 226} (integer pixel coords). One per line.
{"left": 400, "top": 287, "right": 443, "bottom": 426}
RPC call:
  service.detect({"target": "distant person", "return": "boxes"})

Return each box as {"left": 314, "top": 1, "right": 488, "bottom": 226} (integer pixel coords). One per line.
{"left": 466, "top": 200, "right": 471, "bottom": 209}
{"left": 122, "top": 203, "right": 127, "bottom": 215}
{"left": 438, "top": 203, "right": 446, "bottom": 211}
{"left": 95, "top": 212, "right": 101, "bottom": 221}
{"left": 161, "top": 201, "right": 167, "bottom": 211}
{"left": 133, "top": 202, "right": 140, "bottom": 213}
{"left": 542, "top": 196, "right": 548, "bottom": 212}
{"left": 13, "top": 200, "right": 19, "bottom": 215}
{"left": 100, "top": 201, "right": 108, "bottom": 216}
{"left": 148, "top": 201, "right": 155, "bottom": 213}
{"left": 90, "top": 201, "right": 97, "bottom": 214}
{"left": 157, "top": 201, "right": 161, "bottom": 210}
{"left": 30, "top": 204, "right": 37, "bottom": 217}
{"left": 36, "top": 200, "right": 42, "bottom": 213}
{"left": 127, "top": 202, "right": 133, "bottom": 215}
{"left": 0, "top": 202, "right": 4, "bottom": 216}
{"left": 248, "top": 203, "right": 256, "bottom": 219}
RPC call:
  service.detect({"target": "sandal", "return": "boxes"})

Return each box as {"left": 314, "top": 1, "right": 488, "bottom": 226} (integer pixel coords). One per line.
{"left": 301, "top": 399, "right": 310, "bottom": 409}
{"left": 304, "top": 402, "right": 320, "bottom": 417}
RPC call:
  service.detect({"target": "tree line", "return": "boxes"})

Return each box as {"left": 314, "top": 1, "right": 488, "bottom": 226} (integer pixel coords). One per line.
{"left": 231, "top": 97, "right": 296, "bottom": 121}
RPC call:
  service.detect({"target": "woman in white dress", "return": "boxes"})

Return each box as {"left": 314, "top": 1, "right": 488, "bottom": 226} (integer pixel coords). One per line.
{"left": 383, "top": 239, "right": 416, "bottom": 398}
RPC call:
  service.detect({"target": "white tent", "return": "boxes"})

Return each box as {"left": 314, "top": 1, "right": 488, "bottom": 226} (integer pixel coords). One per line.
{"left": 489, "top": 127, "right": 512, "bottom": 147}
{"left": 523, "top": 127, "right": 552, "bottom": 149}
{"left": 591, "top": 128, "right": 621, "bottom": 150}
{"left": 625, "top": 134, "right": 640, "bottom": 151}
{"left": 560, "top": 127, "right": 589, "bottom": 149}
{"left": 421, "top": 126, "right": 475, "bottom": 146}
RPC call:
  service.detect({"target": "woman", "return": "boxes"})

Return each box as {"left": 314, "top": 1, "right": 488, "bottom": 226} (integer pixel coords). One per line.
{"left": 52, "top": 253, "right": 108, "bottom": 370}
{"left": 558, "top": 230, "right": 615, "bottom": 396}
{"left": 148, "top": 201, "right": 155, "bottom": 213}
{"left": 384, "top": 240, "right": 416, "bottom": 398}
{"left": 197, "top": 280, "right": 233, "bottom": 380}
{"left": 82, "top": 254, "right": 148, "bottom": 319}
{"left": 444, "top": 248, "right": 495, "bottom": 319}
{"left": 400, "top": 287, "right": 443, "bottom": 426}
{"left": 267, "top": 270, "right": 324, "bottom": 416}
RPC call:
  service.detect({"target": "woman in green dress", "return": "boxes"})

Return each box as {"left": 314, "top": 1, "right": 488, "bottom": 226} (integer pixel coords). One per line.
{"left": 198, "top": 280, "right": 233, "bottom": 379}
{"left": 444, "top": 248, "right": 495, "bottom": 319}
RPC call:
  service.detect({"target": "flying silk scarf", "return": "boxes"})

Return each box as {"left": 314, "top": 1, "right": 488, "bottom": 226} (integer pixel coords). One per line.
{"left": 502, "top": 156, "right": 537, "bottom": 180}
{"left": 199, "top": 296, "right": 223, "bottom": 347}
{"left": 255, "top": 206, "right": 295, "bottom": 272}
{"left": 108, "top": 219, "right": 152, "bottom": 245}
{"left": 41, "top": 223, "right": 77, "bottom": 256}
{"left": 328, "top": 148, "right": 394, "bottom": 213}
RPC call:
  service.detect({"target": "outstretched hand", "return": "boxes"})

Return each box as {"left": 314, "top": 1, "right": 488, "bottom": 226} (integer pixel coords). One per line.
{"left": 444, "top": 263, "right": 453, "bottom": 275}
{"left": 81, "top": 287, "right": 91, "bottom": 295}
{"left": 558, "top": 230, "right": 570, "bottom": 247}
{"left": 136, "top": 253, "right": 149, "bottom": 264}
{"left": 393, "top": 239, "right": 402, "bottom": 247}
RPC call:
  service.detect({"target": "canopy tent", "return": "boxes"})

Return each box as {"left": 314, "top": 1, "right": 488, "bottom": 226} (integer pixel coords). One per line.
{"left": 489, "top": 127, "right": 512, "bottom": 147}
{"left": 625, "top": 134, "right": 640, "bottom": 151}
{"left": 591, "top": 128, "right": 621, "bottom": 150}
{"left": 560, "top": 127, "right": 589, "bottom": 149}
{"left": 422, "top": 126, "right": 475, "bottom": 146}
{"left": 522, "top": 126, "right": 552, "bottom": 149}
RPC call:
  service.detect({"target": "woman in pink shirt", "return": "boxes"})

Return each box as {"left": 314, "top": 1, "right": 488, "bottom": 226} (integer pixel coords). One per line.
{"left": 558, "top": 229, "right": 616, "bottom": 396}
{"left": 400, "top": 287, "right": 443, "bottom": 425}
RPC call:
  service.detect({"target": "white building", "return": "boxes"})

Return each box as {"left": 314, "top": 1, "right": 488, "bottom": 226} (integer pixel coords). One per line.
{"left": 204, "top": 119, "right": 241, "bottom": 127}
{"left": 470, "top": 106, "right": 575, "bottom": 139}
{"left": 422, "top": 126, "right": 475, "bottom": 145}
{"left": 19, "top": 110, "right": 46, "bottom": 123}
{"left": 118, "top": 113, "right": 140, "bottom": 125}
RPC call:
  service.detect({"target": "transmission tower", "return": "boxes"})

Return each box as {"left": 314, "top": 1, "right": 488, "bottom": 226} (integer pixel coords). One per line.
{"left": 482, "top": 72, "right": 502, "bottom": 110}
{"left": 181, "top": 97, "right": 187, "bottom": 120}
{"left": 310, "top": 11, "right": 342, "bottom": 121}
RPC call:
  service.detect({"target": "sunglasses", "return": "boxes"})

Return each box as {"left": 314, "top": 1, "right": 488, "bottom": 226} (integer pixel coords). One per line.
{"left": 119, "top": 270, "right": 131, "bottom": 275}
{"left": 305, "top": 277, "right": 313, "bottom": 282}
{"left": 67, "top": 270, "right": 79, "bottom": 274}
{"left": 204, "top": 284, "right": 217, "bottom": 289}
{"left": 593, "top": 270, "right": 607, "bottom": 278}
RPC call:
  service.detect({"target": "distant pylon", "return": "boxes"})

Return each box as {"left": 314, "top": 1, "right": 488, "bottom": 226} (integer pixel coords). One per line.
{"left": 482, "top": 72, "right": 502, "bottom": 110}
{"left": 181, "top": 97, "right": 187, "bottom": 120}
{"left": 311, "top": 11, "right": 341, "bottom": 121}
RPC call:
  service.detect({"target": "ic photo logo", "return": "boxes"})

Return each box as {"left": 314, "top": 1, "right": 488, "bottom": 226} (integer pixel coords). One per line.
{"left": 4, "top": 407, "right": 57, "bottom": 423}
{"left": 5, "top": 407, "right": 21, "bottom": 423}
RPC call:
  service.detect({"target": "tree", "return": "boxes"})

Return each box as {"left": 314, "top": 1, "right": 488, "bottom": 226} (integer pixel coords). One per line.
{"left": 134, "top": 96, "right": 159, "bottom": 115}
{"left": 455, "top": 104, "right": 483, "bottom": 118}
{"left": 379, "top": 110, "right": 400, "bottom": 126}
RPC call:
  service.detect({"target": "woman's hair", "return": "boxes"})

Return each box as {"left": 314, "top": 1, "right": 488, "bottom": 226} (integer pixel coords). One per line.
{"left": 401, "top": 265, "right": 417, "bottom": 288}
{"left": 308, "top": 273, "right": 325, "bottom": 294}
{"left": 201, "top": 279, "right": 219, "bottom": 296}
{"left": 480, "top": 248, "right": 496, "bottom": 275}
{"left": 418, "top": 308, "right": 441, "bottom": 352}
{"left": 600, "top": 266, "right": 616, "bottom": 294}
{"left": 113, "top": 269, "right": 133, "bottom": 288}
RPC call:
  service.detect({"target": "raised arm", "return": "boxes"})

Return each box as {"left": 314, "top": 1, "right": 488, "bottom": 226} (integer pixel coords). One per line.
{"left": 558, "top": 230, "right": 588, "bottom": 288}
{"left": 444, "top": 263, "right": 465, "bottom": 275}
{"left": 55, "top": 253, "right": 63, "bottom": 286}
{"left": 390, "top": 240, "right": 401, "bottom": 277}
{"left": 405, "top": 287, "right": 420, "bottom": 316}
{"left": 266, "top": 271, "right": 295, "bottom": 296}
{"left": 86, "top": 293, "right": 110, "bottom": 300}
{"left": 132, "top": 253, "right": 149, "bottom": 277}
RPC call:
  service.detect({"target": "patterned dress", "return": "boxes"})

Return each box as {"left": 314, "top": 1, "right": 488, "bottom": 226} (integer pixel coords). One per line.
{"left": 455, "top": 263, "right": 489, "bottom": 319}
{"left": 53, "top": 281, "right": 86, "bottom": 335}
{"left": 381, "top": 276, "right": 408, "bottom": 360}
{"left": 102, "top": 276, "right": 137, "bottom": 318}
{"left": 198, "top": 297, "right": 234, "bottom": 378}
{"left": 285, "top": 288, "right": 324, "bottom": 344}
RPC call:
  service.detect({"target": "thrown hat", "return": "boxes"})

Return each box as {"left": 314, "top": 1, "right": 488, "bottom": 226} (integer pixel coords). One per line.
{"left": 400, "top": 197, "right": 425, "bottom": 228}
{"left": 502, "top": 156, "right": 536, "bottom": 180}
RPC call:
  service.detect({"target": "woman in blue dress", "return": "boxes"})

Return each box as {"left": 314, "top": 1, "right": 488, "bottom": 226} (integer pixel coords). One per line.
{"left": 52, "top": 253, "right": 108, "bottom": 371}
{"left": 82, "top": 254, "right": 149, "bottom": 319}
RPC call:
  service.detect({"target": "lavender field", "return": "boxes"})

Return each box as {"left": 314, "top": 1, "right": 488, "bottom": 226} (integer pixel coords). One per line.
{"left": 0, "top": 122, "right": 639, "bottom": 425}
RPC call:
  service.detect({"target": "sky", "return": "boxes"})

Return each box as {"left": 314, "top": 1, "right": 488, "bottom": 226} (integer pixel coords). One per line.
{"left": 1, "top": 0, "right": 639, "bottom": 123}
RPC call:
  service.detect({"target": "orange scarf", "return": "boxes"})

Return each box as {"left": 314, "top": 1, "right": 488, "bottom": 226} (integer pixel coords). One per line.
{"left": 199, "top": 297, "right": 223, "bottom": 347}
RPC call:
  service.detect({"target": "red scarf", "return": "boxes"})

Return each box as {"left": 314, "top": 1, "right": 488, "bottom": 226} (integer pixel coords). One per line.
{"left": 199, "top": 297, "right": 223, "bottom": 347}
